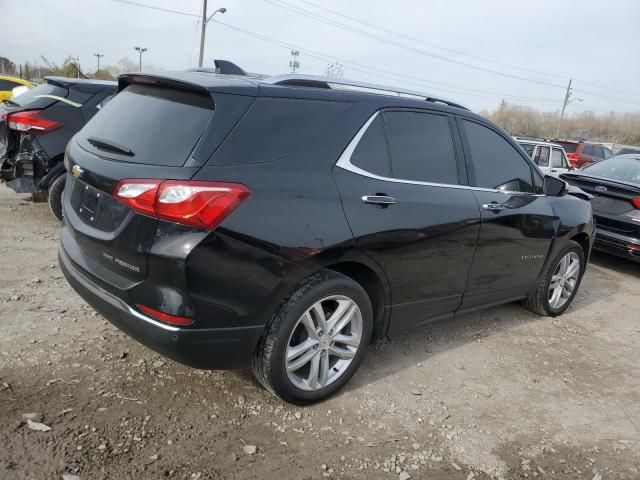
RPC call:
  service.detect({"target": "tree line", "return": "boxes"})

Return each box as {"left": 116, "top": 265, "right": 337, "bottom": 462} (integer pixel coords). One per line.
{"left": 481, "top": 100, "right": 640, "bottom": 146}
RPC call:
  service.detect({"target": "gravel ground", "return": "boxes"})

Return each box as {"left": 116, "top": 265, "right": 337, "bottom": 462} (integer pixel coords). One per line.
{"left": 0, "top": 184, "right": 639, "bottom": 480}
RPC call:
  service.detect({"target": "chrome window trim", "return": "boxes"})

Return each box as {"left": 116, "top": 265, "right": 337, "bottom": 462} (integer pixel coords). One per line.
{"left": 335, "top": 111, "right": 538, "bottom": 196}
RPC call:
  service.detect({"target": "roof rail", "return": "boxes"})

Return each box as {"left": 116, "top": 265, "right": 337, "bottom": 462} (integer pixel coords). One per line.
{"left": 262, "top": 74, "right": 469, "bottom": 110}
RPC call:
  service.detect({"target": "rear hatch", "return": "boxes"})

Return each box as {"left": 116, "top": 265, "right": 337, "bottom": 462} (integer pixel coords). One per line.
{"left": 62, "top": 81, "right": 216, "bottom": 287}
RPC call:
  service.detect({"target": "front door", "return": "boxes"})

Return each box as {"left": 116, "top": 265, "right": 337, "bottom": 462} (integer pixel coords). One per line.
{"left": 457, "top": 118, "right": 556, "bottom": 312}
{"left": 334, "top": 110, "right": 480, "bottom": 333}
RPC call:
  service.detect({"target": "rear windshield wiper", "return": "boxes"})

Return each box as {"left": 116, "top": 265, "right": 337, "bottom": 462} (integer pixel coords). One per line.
{"left": 2, "top": 99, "right": 20, "bottom": 107}
{"left": 87, "top": 137, "right": 134, "bottom": 156}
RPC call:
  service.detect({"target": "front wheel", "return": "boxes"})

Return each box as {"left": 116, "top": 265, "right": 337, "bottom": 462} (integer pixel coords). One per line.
{"left": 522, "top": 240, "right": 585, "bottom": 316}
{"left": 252, "top": 271, "right": 373, "bottom": 404}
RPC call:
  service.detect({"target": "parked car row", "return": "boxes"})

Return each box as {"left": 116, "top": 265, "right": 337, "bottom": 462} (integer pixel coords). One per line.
{"left": 0, "top": 76, "right": 116, "bottom": 218}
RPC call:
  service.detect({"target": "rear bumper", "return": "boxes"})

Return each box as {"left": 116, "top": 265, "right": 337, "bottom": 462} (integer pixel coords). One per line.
{"left": 59, "top": 244, "right": 265, "bottom": 369}
{"left": 594, "top": 228, "right": 640, "bottom": 263}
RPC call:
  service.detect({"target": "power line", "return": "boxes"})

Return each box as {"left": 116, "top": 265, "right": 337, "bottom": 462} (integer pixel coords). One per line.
{"left": 294, "top": 0, "right": 640, "bottom": 98}
{"left": 110, "top": 0, "right": 199, "bottom": 17}
{"left": 109, "top": 0, "right": 558, "bottom": 102}
{"left": 211, "top": 19, "right": 558, "bottom": 103}
{"left": 295, "top": 0, "right": 566, "bottom": 80}
{"left": 261, "top": 0, "right": 569, "bottom": 90}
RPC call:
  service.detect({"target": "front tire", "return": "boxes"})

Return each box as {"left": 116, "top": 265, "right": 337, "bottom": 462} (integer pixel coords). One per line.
{"left": 522, "top": 240, "right": 585, "bottom": 316}
{"left": 48, "top": 174, "right": 66, "bottom": 221}
{"left": 252, "top": 271, "right": 373, "bottom": 404}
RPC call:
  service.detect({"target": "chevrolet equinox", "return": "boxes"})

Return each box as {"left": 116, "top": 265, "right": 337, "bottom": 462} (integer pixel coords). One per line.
{"left": 59, "top": 71, "right": 594, "bottom": 404}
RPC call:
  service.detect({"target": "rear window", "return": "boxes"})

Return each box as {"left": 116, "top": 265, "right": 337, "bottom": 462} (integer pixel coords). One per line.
{"left": 79, "top": 84, "right": 213, "bottom": 166}
{"left": 556, "top": 141, "right": 578, "bottom": 154}
{"left": 582, "top": 155, "right": 640, "bottom": 184}
{"left": 12, "top": 83, "right": 68, "bottom": 109}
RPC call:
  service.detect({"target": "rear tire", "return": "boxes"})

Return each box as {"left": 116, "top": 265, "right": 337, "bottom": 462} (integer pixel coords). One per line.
{"left": 252, "top": 270, "right": 373, "bottom": 404}
{"left": 48, "top": 174, "right": 66, "bottom": 221}
{"left": 522, "top": 240, "right": 585, "bottom": 316}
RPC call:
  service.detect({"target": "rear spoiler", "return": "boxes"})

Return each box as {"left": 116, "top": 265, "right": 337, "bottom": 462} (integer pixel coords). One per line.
{"left": 117, "top": 74, "right": 212, "bottom": 96}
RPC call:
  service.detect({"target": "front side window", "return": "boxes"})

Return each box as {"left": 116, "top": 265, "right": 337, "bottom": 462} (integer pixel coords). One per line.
{"left": 350, "top": 115, "right": 391, "bottom": 177}
{"left": 383, "top": 111, "right": 458, "bottom": 184}
{"left": 462, "top": 120, "right": 535, "bottom": 193}
{"left": 534, "top": 146, "right": 550, "bottom": 167}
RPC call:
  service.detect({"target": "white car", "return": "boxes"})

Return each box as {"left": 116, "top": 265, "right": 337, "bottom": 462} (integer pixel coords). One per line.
{"left": 515, "top": 138, "right": 573, "bottom": 177}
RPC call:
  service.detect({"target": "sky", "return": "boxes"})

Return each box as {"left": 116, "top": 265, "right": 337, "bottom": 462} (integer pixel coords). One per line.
{"left": 2, "top": 0, "right": 639, "bottom": 114}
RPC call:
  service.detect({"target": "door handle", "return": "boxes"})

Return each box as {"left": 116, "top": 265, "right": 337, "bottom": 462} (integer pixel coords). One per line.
{"left": 482, "top": 202, "right": 505, "bottom": 212}
{"left": 361, "top": 195, "right": 397, "bottom": 206}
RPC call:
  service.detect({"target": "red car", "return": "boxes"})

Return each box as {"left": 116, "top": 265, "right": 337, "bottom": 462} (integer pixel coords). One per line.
{"left": 553, "top": 140, "right": 613, "bottom": 169}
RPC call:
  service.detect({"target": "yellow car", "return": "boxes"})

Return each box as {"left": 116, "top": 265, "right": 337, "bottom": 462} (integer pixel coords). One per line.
{"left": 0, "top": 75, "right": 35, "bottom": 102}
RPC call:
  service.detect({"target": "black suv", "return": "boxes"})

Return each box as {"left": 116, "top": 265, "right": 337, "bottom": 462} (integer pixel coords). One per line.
{"left": 1, "top": 77, "right": 116, "bottom": 219}
{"left": 59, "top": 71, "right": 594, "bottom": 404}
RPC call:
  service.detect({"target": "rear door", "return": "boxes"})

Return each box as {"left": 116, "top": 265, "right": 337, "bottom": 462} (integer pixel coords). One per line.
{"left": 61, "top": 83, "right": 215, "bottom": 288}
{"left": 458, "top": 118, "right": 556, "bottom": 311}
{"left": 334, "top": 109, "right": 480, "bottom": 332}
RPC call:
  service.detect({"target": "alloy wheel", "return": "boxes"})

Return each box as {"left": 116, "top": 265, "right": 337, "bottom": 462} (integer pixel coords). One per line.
{"left": 548, "top": 251, "right": 580, "bottom": 309}
{"left": 285, "top": 295, "right": 363, "bottom": 391}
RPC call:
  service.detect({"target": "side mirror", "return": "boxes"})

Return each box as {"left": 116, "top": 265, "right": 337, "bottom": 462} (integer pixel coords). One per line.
{"left": 543, "top": 175, "right": 567, "bottom": 197}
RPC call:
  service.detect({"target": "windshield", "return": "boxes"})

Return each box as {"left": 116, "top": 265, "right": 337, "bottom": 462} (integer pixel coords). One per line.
{"left": 11, "top": 83, "right": 68, "bottom": 108}
{"left": 582, "top": 155, "right": 640, "bottom": 184}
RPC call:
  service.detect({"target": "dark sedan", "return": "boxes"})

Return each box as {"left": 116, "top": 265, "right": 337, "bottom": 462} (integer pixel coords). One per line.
{"left": 561, "top": 154, "right": 640, "bottom": 262}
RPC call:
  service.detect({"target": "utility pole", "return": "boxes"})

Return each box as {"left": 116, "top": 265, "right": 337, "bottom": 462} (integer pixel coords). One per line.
{"left": 556, "top": 78, "right": 572, "bottom": 139}
{"left": 199, "top": 0, "right": 208, "bottom": 68}
{"left": 134, "top": 46, "right": 147, "bottom": 72}
{"left": 93, "top": 53, "right": 104, "bottom": 72}
{"left": 289, "top": 50, "right": 300, "bottom": 73}
{"left": 198, "top": 2, "right": 227, "bottom": 67}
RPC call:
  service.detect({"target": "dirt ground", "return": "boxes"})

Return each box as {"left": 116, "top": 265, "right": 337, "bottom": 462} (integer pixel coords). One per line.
{"left": 0, "top": 183, "right": 639, "bottom": 480}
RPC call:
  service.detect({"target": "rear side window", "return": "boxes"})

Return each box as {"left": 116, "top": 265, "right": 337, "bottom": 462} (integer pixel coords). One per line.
{"left": 534, "top": 146, "right": 550, "bottom": 167}
{"left": 12, "top": 83, "right": 68, "bottom": 109}
{"left": 0, "top": 79, "right": 19, "bottom": 90}
{"left": 556, "top": 141, "right": 578, "bottom": 154}
{"left": 79, "top": 84, "right": 213, "bottom": 166}
{"left": 551, "top": 148, "right": 566, "bottom": 168}
{"left": 383, "top": 111, "right": 458, "bottom": 184}
{"left": 583, "top": 145, "right": 595, "bottom": 156}
{"left": 351, "top": 115, "right": 390, "bottom": 177}
{"left": 462, "top": 120, "right": 534, "bottom": 193}
{"left": 209, "top": 97, "right": 351, "bottom": 165}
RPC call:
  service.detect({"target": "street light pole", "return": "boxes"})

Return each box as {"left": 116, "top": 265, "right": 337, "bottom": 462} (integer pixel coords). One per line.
{"left": 134, "top": 46, "right": 147, "bottom": 72}
{"left": 198, "top": 2, "right": 227, "bottom": 67}
{"left": 93, "top": 53, "right": 104, "bottom": 72}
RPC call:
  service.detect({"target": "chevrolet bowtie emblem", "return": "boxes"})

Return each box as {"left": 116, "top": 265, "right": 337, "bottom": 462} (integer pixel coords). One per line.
{"left": 71, "top": 165, "right": 83, "bottom": 177}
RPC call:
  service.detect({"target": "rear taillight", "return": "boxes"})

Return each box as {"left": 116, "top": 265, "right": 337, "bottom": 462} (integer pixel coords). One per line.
{"left": 113, "top": 179, "right": 250, "bottom": 230}
{"left": 5, "top": 110, "right": 63, "bottom": 135}
{"left": 566, "top": 152, "right": 579, "bottom": 166}
{"left": 631, "top": 198, "right": 640, "bottom": 209}
{"left": 136, "top": 304, "right": 194, "bottom": 326}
